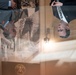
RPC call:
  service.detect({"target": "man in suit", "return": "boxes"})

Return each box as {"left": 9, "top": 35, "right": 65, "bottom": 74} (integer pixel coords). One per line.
{"left": 0, "top": 0, "right": 21, "bottom": 9}
{"left": 50, "top": 0, "right": 76, "bottom": 38}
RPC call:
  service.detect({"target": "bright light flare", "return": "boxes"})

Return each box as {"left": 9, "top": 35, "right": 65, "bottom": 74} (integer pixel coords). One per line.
{"left": 42, "top": 40, "right": 56, "bottom": 52}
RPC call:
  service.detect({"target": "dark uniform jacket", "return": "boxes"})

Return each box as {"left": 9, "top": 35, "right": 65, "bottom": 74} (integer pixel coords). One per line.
{"left": 52, "top": 6, "right": 76, "bottom": 23}
{"left": 0, "top": 0, "right": 21, "bottom": 9}
{"left": 50, "top": 0, "right": 76, "bottom": 6}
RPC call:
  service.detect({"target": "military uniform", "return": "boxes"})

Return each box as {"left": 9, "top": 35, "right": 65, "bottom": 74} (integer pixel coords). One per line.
{"left": 0, "top": 0, "right": 21, "bottom": 9}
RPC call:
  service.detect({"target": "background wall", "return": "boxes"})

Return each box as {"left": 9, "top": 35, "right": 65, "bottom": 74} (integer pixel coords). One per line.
{"left": 45, "top": 61, "right": 76, "bottom": 75}
{"left": 0, "top": 57, "right": 2, "bottom": 75}
{"left": 2, "top": 62, "right": 40, "bottom": 75}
